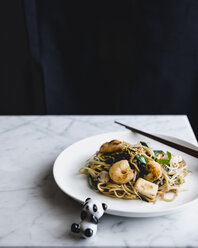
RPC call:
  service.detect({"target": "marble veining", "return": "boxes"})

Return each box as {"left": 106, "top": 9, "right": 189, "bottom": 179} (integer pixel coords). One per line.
{"left": 0, "top": 115, "right": 197, "bottom": 247}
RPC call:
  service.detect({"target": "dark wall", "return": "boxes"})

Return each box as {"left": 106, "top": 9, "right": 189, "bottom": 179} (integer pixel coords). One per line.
{"left": 0, "top": 0, "right": 197, "bottom": 137}
{"left": 0, "top": 0, "right": 45, "bottom": 114}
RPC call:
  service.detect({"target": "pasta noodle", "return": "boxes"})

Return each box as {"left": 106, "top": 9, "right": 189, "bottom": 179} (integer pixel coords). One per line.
{"left": 79, "top": 140, "right": 189, "bottom": 203}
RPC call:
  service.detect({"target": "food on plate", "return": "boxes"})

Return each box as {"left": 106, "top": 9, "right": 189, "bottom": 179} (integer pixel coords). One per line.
{"left": 79, "top": 140, "right": 189, "bottom": 202}
{"left": 134, "top": 178, "right": 158, "bottom": 200}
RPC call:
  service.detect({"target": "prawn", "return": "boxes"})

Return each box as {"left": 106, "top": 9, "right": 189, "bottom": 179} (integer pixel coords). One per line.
{"left": 109, "top": 160, "right": 134, "bottom": 184}
{"left": 144, "top": 160, "right": 162, "bottom": 182}
{"left": 99, "top": 140, "right": 124, "bottom": 153}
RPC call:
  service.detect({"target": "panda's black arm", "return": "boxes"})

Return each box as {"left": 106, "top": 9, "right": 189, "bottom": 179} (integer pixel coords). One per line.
{"left": 90, "top": 214, "right": 98, "bottom": 224}
{"left": 81, "top": 210, "right": 87, "bottom": 220}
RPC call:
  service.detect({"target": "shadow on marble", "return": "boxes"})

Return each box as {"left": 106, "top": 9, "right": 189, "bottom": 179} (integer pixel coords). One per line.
{"left": 42, "top": 167, "right": 80, "bottom": 205}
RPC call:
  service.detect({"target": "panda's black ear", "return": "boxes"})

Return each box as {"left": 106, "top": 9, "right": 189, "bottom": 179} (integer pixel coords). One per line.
{"left": 85, "top": 197, "right": 91, "bottom": 202}
{"left": 102, "top": 203, "right": 107, "bottom": 211}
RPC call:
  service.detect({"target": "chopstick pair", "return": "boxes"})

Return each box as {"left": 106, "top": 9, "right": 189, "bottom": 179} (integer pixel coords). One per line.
{"left": 115, "top": 121, "right": 198, "bottom": 158}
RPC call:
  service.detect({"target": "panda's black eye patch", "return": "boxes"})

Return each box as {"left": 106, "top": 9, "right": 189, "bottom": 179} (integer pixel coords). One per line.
{"left": 93, "top": 204, "right": 97, "bottom": 212}
{"left": 86, "top": 205, "right": 89, "bottom": 210}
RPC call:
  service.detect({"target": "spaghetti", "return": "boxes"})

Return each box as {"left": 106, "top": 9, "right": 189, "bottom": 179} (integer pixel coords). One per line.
{"left": 79, "top": 140, "right": 188, "bottom": 202}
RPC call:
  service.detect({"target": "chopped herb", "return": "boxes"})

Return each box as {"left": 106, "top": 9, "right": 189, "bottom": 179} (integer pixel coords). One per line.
{"left": 139, "top": 194, "right": 149, "bottom": 202}
{"left": 157, "top": 151, "right": 172, "bottom": 165}
{"left": 128, "top": 148, "right": 136, "bottom": 153}
{"left": 157, "top": 159, "right": 170, "bottom": 165}
{"left": 161, "top": 178, "right": 166, "bottom": 185}
{"left": 140, "top": 141, "right": 149, "bottom": 147}
{"left": 135, "top": 154, "right": 148, "bottom": 176}
{"left": 187, "top": 170, "right": 192, "bottom": 173}
{"left": 94, "top": 156, "right": 100, "bottom": 161}
{"left": 86, "top": 162, "right": 91, "bottom": 167}
{"left": 167, "top": 151, "right": 172, "bottom": 161}
{"left": 136, "top": 154, "right": 148, "bottom": 164}
{"left": 84, "top": 168, "right": 89, "bottom": 173}
{"left": 154, "top": 150, "right": 165, "bottom": 155}
{"left": 88, "top": 176, "right": 98, "bottom": 191}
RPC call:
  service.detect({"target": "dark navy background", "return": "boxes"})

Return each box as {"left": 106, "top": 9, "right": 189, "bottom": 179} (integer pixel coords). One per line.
{"left": 0, "top": 0, "right": 198, "bottom": 137}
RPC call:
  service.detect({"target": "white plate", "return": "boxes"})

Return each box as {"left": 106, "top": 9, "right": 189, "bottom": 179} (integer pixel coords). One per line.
{"left": 53, "top": 131, "right": 198, "bottom": 217}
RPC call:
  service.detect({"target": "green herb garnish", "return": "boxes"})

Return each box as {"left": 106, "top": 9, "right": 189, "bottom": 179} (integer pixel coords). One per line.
{"left": 157, "top": 159, "right": 170, "bottom": 165}
{"left": 94, "top": 156, "right": 100, "bottom": 161}
{"left": 140, "top": 141, "right": 149, "bottom": 147}
{"left": 88, "top": 176, "right": 98, "bottom": 191}
{"left": 154, "top": 150, "right": 165, "bottom": 155}
{"left": 176, "top": 178, "right": 180, "bottom": 183}
{"left": 161, "top": 178, "right": 166, "bottom": 185}
{"left": 157, "top": 151, "right": 172, "bottom": 165}
{"left": 167, "top": 151, "right": 172, "bottom": 161}
{"left": 136, "top": 154, "right": 148, "bottom": 164}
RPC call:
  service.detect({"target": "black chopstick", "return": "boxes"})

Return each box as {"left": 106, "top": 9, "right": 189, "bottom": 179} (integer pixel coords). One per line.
{"left": 115, "top": 121, "right": 198, "bottom": 158}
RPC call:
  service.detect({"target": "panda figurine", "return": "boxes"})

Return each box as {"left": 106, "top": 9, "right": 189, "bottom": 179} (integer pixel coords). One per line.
{"left": 71, "top": 198, "right": 108, "bottom": 238}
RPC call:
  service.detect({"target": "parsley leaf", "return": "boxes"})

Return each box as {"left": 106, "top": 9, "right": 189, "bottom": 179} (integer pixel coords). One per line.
{"left": 154, "top": 150, "right": 165, "bottom": 155}
{"left": 140, "top": 141, "right": 149, "bottom": 148}
{"left": 136, "top": 154, "right": 148, "bottom": 164}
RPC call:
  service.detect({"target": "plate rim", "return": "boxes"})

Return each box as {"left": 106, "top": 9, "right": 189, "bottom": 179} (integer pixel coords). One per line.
{"left": 53, "top": 130, "right": 198, "bottom": 217}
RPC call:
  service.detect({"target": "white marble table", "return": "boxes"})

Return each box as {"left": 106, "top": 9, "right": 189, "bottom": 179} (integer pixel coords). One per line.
{"left": 0, "top": 115, "right": 198, "bottom": 247}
